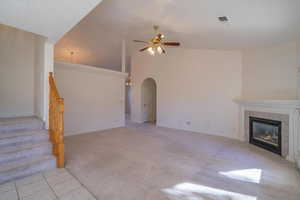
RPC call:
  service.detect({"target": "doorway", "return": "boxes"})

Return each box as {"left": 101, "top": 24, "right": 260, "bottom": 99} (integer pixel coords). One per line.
{"left": 141, "top": 78, "right": 157, "bottom": 124}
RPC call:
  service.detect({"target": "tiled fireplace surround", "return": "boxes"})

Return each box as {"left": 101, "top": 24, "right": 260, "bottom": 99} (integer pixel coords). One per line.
{"left": 236, "top": 100, "right": 300, "bottom": 169}
{"left": 245, "top": 111, "right": 289, "bottom": 157}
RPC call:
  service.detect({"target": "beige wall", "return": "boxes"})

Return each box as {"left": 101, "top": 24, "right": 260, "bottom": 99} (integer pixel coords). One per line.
{"left": 0, "top": 24, "right": 48, "bottom": 119}
{"left": 54, "top": 61, "right": 127, "bottom": 136}
{"left": 131, "top": 49, "right": 242, "bottom": 139}
{"left": 0, "top": 25, "right": 36, "bottom": 117}
{"left": 34, "top": 36, "right": 46, "bottom": 119}
{"left": 297, "top": 41, "right": 300, "bottom": 99}
{"left": 131, "top": 42, "right": 300, "bottom": 139}
{"left": 242, "top": 42, "right": 298, "bottom": 100}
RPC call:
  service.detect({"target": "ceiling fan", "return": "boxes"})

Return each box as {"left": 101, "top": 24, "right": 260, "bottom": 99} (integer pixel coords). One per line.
{"left": 133, "top": 25, "right": 180, "bottom": 55}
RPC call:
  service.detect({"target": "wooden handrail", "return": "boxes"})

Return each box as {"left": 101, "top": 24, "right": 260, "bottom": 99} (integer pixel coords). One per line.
{"left": 49, "top": 72, "right": 65, "bottom": 168}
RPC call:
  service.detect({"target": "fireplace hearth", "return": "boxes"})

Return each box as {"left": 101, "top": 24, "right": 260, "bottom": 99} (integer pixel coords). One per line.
{"left": 249, "top": 117, "right": 281, "bottom": 155}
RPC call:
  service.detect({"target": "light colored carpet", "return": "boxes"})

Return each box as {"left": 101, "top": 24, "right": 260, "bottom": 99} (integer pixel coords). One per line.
{"left": 65, "top": 123, "right": 300, "bottom": 200}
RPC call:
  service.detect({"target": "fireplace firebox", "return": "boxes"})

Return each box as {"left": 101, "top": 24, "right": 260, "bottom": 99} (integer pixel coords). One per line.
{"left": 249, "top": 117, "right": 282, "bottom": 155}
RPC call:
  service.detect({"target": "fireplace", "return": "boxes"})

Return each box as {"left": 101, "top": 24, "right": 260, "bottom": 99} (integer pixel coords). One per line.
{"left": 249, "top": 117, "right": 282, "bottom": 155}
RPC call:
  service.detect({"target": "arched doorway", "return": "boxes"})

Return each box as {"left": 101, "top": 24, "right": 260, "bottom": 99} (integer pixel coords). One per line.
{"left": 141, "top": 78, "right": 157, "bottom": 124}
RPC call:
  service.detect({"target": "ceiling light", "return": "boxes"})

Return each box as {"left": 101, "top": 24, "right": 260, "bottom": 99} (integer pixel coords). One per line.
{"left": 69, "top": 51, "right": 75, "bottom": 63}
{"left": 157, "top": 46, "right": 163, "bottom": 54}
{"left": 147, "top": 47, "right": 155, "bottom": 55}
{"left": 125, "top": 76, "right": 132, "bottom": 86}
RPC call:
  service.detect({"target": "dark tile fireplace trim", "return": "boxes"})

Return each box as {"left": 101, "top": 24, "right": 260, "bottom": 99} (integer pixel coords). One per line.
{"left": 249, "top": 117, "right": 282, "bottom": 155}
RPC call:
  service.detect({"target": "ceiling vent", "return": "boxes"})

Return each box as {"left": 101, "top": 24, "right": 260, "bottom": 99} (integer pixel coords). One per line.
{"left": 218, "top": 16, "right": 229, "bottom": 22}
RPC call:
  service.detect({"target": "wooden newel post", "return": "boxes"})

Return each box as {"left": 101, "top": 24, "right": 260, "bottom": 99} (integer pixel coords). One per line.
{"left": 49, "top": 73, "right": 54, "bottom": 143}
{"left": 57, "top": 98, "right": 65, "bottom": 168}
{"left": 49, "top": 72, "right": 65, "bottom": 168}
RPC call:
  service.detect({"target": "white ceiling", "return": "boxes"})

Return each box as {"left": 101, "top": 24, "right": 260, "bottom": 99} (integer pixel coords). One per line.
{"left": 55, "top": 0, "right": 300, "bottom": 69}
{"left": 0, "top": 0, "right": 102, "bottom": 42}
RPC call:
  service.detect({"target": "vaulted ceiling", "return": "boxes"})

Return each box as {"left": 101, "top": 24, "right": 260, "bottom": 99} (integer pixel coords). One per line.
{"left": 55, "top": 0, "right": 300, "bottom": 71}
{"left": 0, "top": 0, "right": 103, "bottom": 42}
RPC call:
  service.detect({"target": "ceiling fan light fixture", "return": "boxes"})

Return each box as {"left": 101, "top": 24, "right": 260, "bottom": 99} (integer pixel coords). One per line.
{"left": 134, "top": 26, "right": 180, "bottom": 55}
{"left": 147, "top": 47, "right": 155, "bottom": 55}
{"left": 157, "top": 46, "right": 163, "bottom": 54}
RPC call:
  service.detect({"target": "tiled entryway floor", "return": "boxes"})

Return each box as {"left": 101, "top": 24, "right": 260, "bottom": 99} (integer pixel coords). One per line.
{"left": 0, "top": 168, "right": 95, "bottom": 200}
{"left": 1, "top": 123, "right": 300, "bottom": 200}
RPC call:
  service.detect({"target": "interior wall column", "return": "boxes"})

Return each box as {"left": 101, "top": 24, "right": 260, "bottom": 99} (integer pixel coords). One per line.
{"left": 43, "top": 40, "right": 54, "bottom": 128}
{"left": 122, "top": 39, "right": 126, "bottom": 73}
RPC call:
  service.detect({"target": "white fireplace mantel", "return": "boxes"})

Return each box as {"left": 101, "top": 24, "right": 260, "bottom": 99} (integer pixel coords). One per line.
{"left": 235, "top": 99, "right": 300, "bottom": 167}
{"left": 235, "top": 99, "right": 300, "bottom": 109}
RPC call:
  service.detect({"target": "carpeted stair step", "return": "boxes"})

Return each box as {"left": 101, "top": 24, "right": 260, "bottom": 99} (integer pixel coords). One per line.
{"left": 0, "top": 130, "right": 49, "bottom": 148}
{"left": 0, "top": 116, "right": 44, "bottom": 133}
{"left": 0, "top": 155, "right": 56, "bottom": 184}
{"left": 0, "top": 141, "right": 52, "bottom": 165}
{"left": 0, "top": 116, "right": 57, "bottom": 184}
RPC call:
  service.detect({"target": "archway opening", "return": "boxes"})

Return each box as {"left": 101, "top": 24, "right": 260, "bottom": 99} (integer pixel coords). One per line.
{"left": 141, "top": 78, "right": 157, "bottom": 124}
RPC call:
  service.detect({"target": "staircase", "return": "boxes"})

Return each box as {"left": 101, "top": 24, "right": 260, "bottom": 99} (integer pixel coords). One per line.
{"left": 0, "top": 116, "right": 56, "bottom": 184}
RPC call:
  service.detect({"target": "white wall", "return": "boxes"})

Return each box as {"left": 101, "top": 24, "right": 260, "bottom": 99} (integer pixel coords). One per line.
{"left": 0, "top": 24, "right": 36, "bottom": 117}
{"left": 54, "top": 61, "right": 127, "bottom": 136}
{"left": 242, "top": 42, "right": 298, "bottom": 100}
{"left": 131, "top": 49, "right": 242, "bottom": 139}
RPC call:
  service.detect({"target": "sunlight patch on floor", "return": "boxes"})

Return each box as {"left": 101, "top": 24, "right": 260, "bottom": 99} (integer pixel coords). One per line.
{"left": 162, "top": 182, "right": 257, "bottom": 200}
{"left": 219, "top": 168, "right": 262, "bottom": 184}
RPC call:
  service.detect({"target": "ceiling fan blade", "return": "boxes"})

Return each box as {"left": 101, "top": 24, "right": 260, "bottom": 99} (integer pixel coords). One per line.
{"left": 133, "top": 40, "right": 148, "bottom": 43}
{"left": 161, "top": 46, "right": 166, "bottom": 54}
{"left": 162, "top": 42, "right": 180, "bottom": 46}
{"left": 139, "top": 46, "right": 150, "bottom": 52}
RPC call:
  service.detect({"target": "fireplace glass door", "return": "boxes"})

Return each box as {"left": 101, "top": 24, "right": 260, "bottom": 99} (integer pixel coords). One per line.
{"left": 249, "top": 117, "right": 281, "bottom": 155}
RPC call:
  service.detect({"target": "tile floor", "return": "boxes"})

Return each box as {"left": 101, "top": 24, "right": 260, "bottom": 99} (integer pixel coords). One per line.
{"left": 1, "top": 123, "right": 300, "bottom": 200}
{"left": 0, "top": 169, "right": 95, "bottom": 200}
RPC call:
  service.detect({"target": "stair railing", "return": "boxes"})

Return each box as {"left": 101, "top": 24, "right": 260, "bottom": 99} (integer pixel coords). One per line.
{"left": 49, "top": 72, "right": 65, "bottom": 168}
